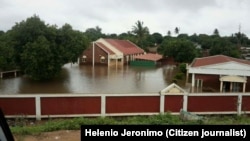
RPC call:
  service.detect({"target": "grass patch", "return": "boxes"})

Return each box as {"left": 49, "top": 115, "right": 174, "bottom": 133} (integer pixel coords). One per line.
{"left": 10, "top": 113, "right": 250, "bottom": 136}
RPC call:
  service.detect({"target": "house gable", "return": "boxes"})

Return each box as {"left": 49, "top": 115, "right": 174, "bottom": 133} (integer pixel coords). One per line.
{"left": 189, "top": 60, "right": 250, "bottom": 76}
{"left": 190, "top": 55, "right": 250, "bottom": 67}
{"left": 95, "top": 42, "right": 115, "bottom": 55}
{"left": 96, "top": 38, "right": 123, "bottom": 59}
{"left": 200, "top": 61, "right": 250, "bottom": 71}
{"left": 104, "top": 38, "right": 145, "bottom": 55}
{"left": 160, "top": 83, "right": 187, "bottom": 95}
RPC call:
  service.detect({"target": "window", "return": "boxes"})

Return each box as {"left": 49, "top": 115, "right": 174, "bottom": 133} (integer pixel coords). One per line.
{"left": 82, "top": 55, "right": 87, "bottom": 62}
{"left": 100, "top": 56, "right": 105, "bottom": 63}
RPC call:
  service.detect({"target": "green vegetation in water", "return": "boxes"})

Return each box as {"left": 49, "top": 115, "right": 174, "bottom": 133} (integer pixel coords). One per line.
{"left": 10, "top": 113, "right": 250, "bottom": 136}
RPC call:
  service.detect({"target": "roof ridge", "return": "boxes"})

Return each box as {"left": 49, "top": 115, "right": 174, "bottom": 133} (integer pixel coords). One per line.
{"left": 197, "top": 54, "right": 225, "bottom": 60}
{"left": 190, "top": 54, "right": 250, "bottom": 67}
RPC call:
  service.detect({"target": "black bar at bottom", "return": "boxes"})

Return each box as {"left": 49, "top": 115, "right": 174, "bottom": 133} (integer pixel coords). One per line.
{"left": 81, "top": 125, "right": 250, "bottom": 141}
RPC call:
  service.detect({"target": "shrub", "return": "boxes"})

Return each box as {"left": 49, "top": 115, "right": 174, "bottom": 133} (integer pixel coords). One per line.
{"left": 174, "top": 73, "right": 184, "bottom": 80}
{"left": 179, "top": 63, "right": 187, "bottom": 73}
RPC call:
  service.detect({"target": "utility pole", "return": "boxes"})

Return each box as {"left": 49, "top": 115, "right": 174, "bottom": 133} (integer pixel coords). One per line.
{"left": 239, "top": 23, "right": 241, "bottom": 33}
{"left": 238, "top": 23, "right": 242, "bottom": 47}
{"left": 92, "top": 41, "right": 95, "bottom": 67}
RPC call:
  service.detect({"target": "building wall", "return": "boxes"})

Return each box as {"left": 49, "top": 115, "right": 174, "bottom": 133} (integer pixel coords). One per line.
{"left": 193, "top": 74, "right": 250, "bottom": 92}
{"left": 123, "top": 53, "right": 146, "bottom": 65}
{"left": 80, "top": 45, "right": 109, "bottom": 66}
{"left": 109, "top": 59, "right": 123, "bottom": 67}
{"left": 80, "top": 42, "right": 145, "bottom": 67}
{"left": 246, "top": 79, "right": 250, "bottom": 92}
{"left": 195, "top": 74, "right": 220, "bottom": 92}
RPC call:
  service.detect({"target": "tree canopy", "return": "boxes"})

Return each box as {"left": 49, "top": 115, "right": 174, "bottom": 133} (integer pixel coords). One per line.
{"left": 1, "top": 15, "right": 88, "bottom": 80}
{"left": 158, "top": 39, "right": 198, "bottom": 63}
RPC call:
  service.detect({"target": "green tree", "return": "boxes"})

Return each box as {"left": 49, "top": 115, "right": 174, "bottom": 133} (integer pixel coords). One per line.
{"left": 159, "top": 39, "right": 197, "bottom": 63}
{"left": 0, "top": 33, "right": 16, "bottom": 71}
{"left": 105, "top": 33, "right": 118, "bottom": 39}
{"left": 197, "top": 34, "right": 213, "bottom": 50}
{"left": 175, "top": 27, "right": 180, "bottom": 35}
{"left": 151, "top": 32, "right": 163, "bottom": 45}
{"left": 131, "top": 20, "right": 149, "bottom": 49}
{"left": 8, "top": 15, "right": 48, "bottom": 68}
{"left": 177, "top": 34, "right": 189, "bottom": 40}
{"left": 189, "top": 33, "right": 198, "bottom": 43}
{"left": 118, "top": 32, "right": 136, "bottom": 43}
{"left": 6, "top": 15, "right": 88, "bottom": 80}
{"left": 84, "top": 26, "right": 104, "bottom": 41}
{"left": 167, "top": 30, "right": 171, "bottom": 36}
{"left": 0, "top": 30, "right": 4, "bottom": 36}
{"left": 209, "top": 38, "right": 240, "bottom": 58}
{"left": 21, "top": 36, "right": 60, "bottom": 80}
{"left": 213, "top": 28, "right": 220, "bottom": 37}
{"left": 58, "top": 24, "right": 88, "bottom": 64}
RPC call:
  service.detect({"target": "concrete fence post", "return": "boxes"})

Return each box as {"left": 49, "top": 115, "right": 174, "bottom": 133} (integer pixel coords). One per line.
{"left": 183, "top": 93, "right": 188, "bottom": 111}
{"left": 237, "top": 94, "right": 242, "bottom": 116}
{"left": 101, "top": 95, "right": 106, "bottom": 117}
{"left": 160, "top": 94, "right": 165, "bottom": 114}
{"left": 35, "top": 96, "right": 41, "bottom": 120}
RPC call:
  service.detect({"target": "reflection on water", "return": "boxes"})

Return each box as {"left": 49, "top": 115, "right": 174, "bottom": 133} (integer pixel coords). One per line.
{"left": 0, "top": 63, "right": 177, "bottom": 94}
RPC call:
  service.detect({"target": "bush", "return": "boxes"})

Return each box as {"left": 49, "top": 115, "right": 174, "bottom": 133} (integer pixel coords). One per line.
{"left": 174, "top": 73, "right": 184, "bottom": 80}
{"left": 179, "top": 63, "right": 187, "bottom": 73}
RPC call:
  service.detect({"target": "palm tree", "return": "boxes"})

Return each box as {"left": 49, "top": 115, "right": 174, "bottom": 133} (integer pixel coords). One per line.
{"left": 131, "top": 20, "right": 149, "bottom": 49}
{"left": 167, "top": 30, "right": 171, "bottom": 36}
{"left": 175, "top": 27, "right": 180, "bottom": 35}
{"left": 213, "top": 28, "right": 220, "bottom": 36}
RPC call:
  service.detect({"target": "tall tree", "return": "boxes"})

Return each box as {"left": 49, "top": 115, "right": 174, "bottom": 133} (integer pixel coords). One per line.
{"left": 213, "top": 28, "right": 220, "bottom": 36}
{"left": 167, "top": 30, "right": 171, "bottom": 36}
{"left": 58, "top": 24, "right": 88, "bottom": 64}
{"left": 0, "top": 33, "right": 16, "bottom": 71}
{"left": 9, "top": 15, "right": 48, "bottom": 67}
{"left": 20, "top": 36, "right": 58, "bottom": 80}
{"left": 131, "top": 20, "right": 149, "bottom": 49}
{"left": 7, "top": 15, "right": 88, "bottom": 80}
{"left": 175, "top": 27, "right": 180, "bottom": 35}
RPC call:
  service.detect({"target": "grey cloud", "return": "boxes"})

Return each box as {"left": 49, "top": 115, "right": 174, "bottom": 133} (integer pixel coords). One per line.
{"left": 163, "top": 0, "right": 216, "bottom": 11}
{"left": 0, "top": 0, "right": 250, "bottom": 37}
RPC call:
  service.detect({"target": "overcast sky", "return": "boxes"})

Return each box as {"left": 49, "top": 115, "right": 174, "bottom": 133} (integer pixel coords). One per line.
{"left": 1, "top": 0, "right": 250, "bottom": 37}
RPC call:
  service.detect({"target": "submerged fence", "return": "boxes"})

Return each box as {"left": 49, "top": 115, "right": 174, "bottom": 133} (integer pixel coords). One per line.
{"left": 0, "top": 92, "right": 250, "bottom": 120}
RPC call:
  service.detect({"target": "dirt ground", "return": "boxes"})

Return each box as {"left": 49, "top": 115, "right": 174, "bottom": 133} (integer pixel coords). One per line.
{"left": 14, "top": 130, "right": 81, "bottom": 141}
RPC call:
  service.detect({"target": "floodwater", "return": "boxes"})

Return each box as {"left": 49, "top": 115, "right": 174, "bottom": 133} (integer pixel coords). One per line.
{"left": 0, "top": 63, "right": 177, "bottom": 94}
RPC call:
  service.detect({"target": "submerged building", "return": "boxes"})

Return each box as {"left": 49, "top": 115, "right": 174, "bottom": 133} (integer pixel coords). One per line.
{"left": 80, "top": 38, "right": 145, "bottom": 67}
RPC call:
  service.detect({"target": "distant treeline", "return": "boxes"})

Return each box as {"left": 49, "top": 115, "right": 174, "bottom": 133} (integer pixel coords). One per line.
{"left": 0, "top": 15, "right": 248, "bottom": 80}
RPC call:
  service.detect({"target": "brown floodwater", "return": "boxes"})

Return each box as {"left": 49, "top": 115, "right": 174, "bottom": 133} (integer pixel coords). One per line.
{"left": 0, "top": 63, "right": 177, "bottom": 94}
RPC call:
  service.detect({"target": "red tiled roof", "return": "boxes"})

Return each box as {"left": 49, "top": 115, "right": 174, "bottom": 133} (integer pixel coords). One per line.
{"left": 104, "top": 39, "right": 145, "bottom": 55}
{"left": 191, "top": 55, "right": 250, "bottom": 67}
{"left": 134, "top": 53, "right": 163, "bottom": 61}
{"left": 95, "top": 42, "right": 115, "bottom": 55}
